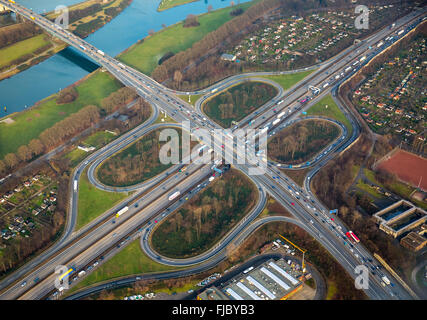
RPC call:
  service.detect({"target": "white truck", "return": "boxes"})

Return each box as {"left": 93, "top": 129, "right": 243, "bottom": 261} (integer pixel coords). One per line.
{"left": 78, "top": 271, "right": 86, "bottom": 278}
{"left": 381, "top": 276, "right": 391, "bottom": 285}
{"left": 73, "top": 180, "right": 78, "bottom": 191}
{"left": 168, "top": 191, "right": 180, "bottom": 201}
{"left": 277, "top": 111, "right": 285, "bottom": 119}
{"left": 115, "top": 206, "right": 129, "bottom": 218}
{"left": 97, "top": 49, "right": 105, "bottom": 56}
{"left": 208, "top": 176, "right": 215, "bottom": 182}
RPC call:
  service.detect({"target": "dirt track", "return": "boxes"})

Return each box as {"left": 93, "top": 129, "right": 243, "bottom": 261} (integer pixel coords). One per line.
{"left": 377, "top": 149, "right": 427, "bottom": 191}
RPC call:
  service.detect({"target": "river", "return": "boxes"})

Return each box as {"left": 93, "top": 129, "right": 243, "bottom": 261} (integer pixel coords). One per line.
{"left": 0, "top": 0, "right": 249, "bottom": 116}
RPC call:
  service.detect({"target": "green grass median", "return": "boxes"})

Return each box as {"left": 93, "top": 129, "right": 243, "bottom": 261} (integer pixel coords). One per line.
{"left": 76, "top": 168, "right": 129, "bottom": 230}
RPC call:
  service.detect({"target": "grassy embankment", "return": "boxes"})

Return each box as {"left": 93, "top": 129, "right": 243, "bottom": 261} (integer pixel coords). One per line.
{"left": 65, "top": 130, "right": 118, "bottom": 168}
{"left": 118, "top": 1, "right": 254, "bottom": 75}
{"left": 0, "top": 34, "right": 52, "bottom": 69}
{"left": 178, "top": 94, "right": 202, "bottom": 106}
{"left": 66, "top": 239, "right": 185, "bottom": 296}
{"left": 0, "top": 70, "right": 121, "bottom": 159}
{"left": 260, "top": 69, "right": 314, "bottom": 90}
{"left": 304, "top": 94, "right": 352, "bottom": 134}
{"left": 76, "top": 167, "right": 130, "bottom": 230}
{"left": 157, "top": 0, "right": 199, "bottom": 12}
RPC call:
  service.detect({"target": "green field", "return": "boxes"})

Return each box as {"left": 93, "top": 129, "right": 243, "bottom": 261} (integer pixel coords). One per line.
{"left": 203, "top": 81, "right": 277, "bottom": 128}
{"left": 83, "top": 130, "right": 117, "bottom": 148}
{"left": 65, "top": 131, "right": 117, "bottom": 167}
{"left": 157, "top": 0, "right": 199, "bottom": 11}
{"left": 0, "top": 71, "right": 121, "bottom": 160}
{"left": 68, "top": 239, "right": 182, "bottom": 294}
{"left": 118, "top": 1, "right": 253, "bottom": 75}
{"left": 305, "top": 94, "right": 352, "bottom": 133}
{"left": 0, "top": 34, "right": 51, "bottom": 69}
{"left": 76, "top": 168, "right": 129, "bottom": 230}
{"left": 356, "top": 180, "right": 385, "bottom": 199}
{"left": 260, "top": 70, "right": 315, "bottom": 90}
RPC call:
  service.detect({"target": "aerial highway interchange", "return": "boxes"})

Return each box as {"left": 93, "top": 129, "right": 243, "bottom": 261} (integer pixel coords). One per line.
{"left": 0, "top": 0, "right": 425, "bottom": 301}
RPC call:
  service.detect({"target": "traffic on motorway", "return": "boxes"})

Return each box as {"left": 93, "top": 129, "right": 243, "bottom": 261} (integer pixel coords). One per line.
{"left": 0, "top": 0, "right": 424, "bottom": 301}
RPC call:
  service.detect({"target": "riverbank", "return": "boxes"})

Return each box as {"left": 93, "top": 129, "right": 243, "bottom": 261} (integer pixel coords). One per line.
{"left": 0, "top": 0, "right": 132, "bottom": 82}
{"left": 118, "top": 1, "right": 254, "bottom": 75}
{"left": 157, "top": 0, "right": 199, "bottom": 12}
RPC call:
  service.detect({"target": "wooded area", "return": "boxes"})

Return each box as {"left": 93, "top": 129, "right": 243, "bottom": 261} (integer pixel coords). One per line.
{"left": 203, "top": 81, "right": 277, "bottom": 128}
{"left": 268, "top": 120, "right": 340, "bottom": 164}
{"left": 151, "top": 169, "right": 258, "bottom": 258}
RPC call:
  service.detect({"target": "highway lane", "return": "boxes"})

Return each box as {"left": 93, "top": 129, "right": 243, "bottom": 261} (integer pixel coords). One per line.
{"left": 0, "top": 100, "right": 159, "bottom": 293}
{"left": 14, "top": 161, "right": 214, "bottom": 300}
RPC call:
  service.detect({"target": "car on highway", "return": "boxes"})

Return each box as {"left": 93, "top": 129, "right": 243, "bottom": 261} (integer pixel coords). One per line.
{"left": 291, "top": 202, "right": 295, "bottom": 206}
{"left": 21, "top": 281, "right": 27, "bottom": 287}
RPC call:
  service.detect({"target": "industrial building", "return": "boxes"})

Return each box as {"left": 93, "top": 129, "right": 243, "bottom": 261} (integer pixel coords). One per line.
{"left": 373, "top": 200, "right": 427, "bottom": 238}
{"left": 197, "top": 258, "right": 303, "bottom": 300}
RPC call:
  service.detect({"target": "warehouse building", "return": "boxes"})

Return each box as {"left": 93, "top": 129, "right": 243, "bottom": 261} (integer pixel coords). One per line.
{"left": 198, "top": 258, "right": 303, "bottom": 300}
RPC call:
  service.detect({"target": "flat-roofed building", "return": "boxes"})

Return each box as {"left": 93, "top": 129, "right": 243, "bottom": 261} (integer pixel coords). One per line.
{"left": 197, "top": 258, "right": 302, "bottom": 300}
{"left": 400, "top": 231, "right": 427, "bottom": 252}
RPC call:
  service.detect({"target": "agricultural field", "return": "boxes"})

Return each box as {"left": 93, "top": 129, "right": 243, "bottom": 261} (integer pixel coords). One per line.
{"left": 351, "top": 35, "right": 426, "bottom": 148}
{"left": 151, "top": 169, "right": 258, "bottom": 258}
{"left": 228, "top": 4, "right": 409, "bottom": 70}
{"left": 268, "top": 119, "right": 340, "bottom": 165}
{"left": 202, "top": 81, "right": 277, "bottom": 128}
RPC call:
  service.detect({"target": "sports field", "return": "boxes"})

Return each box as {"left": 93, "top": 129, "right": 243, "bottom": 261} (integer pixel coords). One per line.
{"left": 377, "top": 149, "right": 427, "bottom": 191}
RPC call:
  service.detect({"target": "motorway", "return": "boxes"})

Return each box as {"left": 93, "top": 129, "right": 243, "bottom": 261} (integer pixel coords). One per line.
{"left": 0, "top": 0, "right": 425, "bottom": 300}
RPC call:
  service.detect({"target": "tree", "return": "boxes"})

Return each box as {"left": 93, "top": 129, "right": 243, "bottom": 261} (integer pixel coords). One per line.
{"left": 17, "top": 145, "right": 31, "bottom": 162}
{"left": 173, "top": 70, "right": 183, "bottom": 88}
{"left": 3, "top": 153, "right": 19, "bottom": 169}
{"left": 183, "top": 14, "right": 200, "bottom": 28}
{"left": 28, "top": 139, "right": 44, "bottom": 157}
{"left": 0, "top": 159, "right": 5, "bottom": 174}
